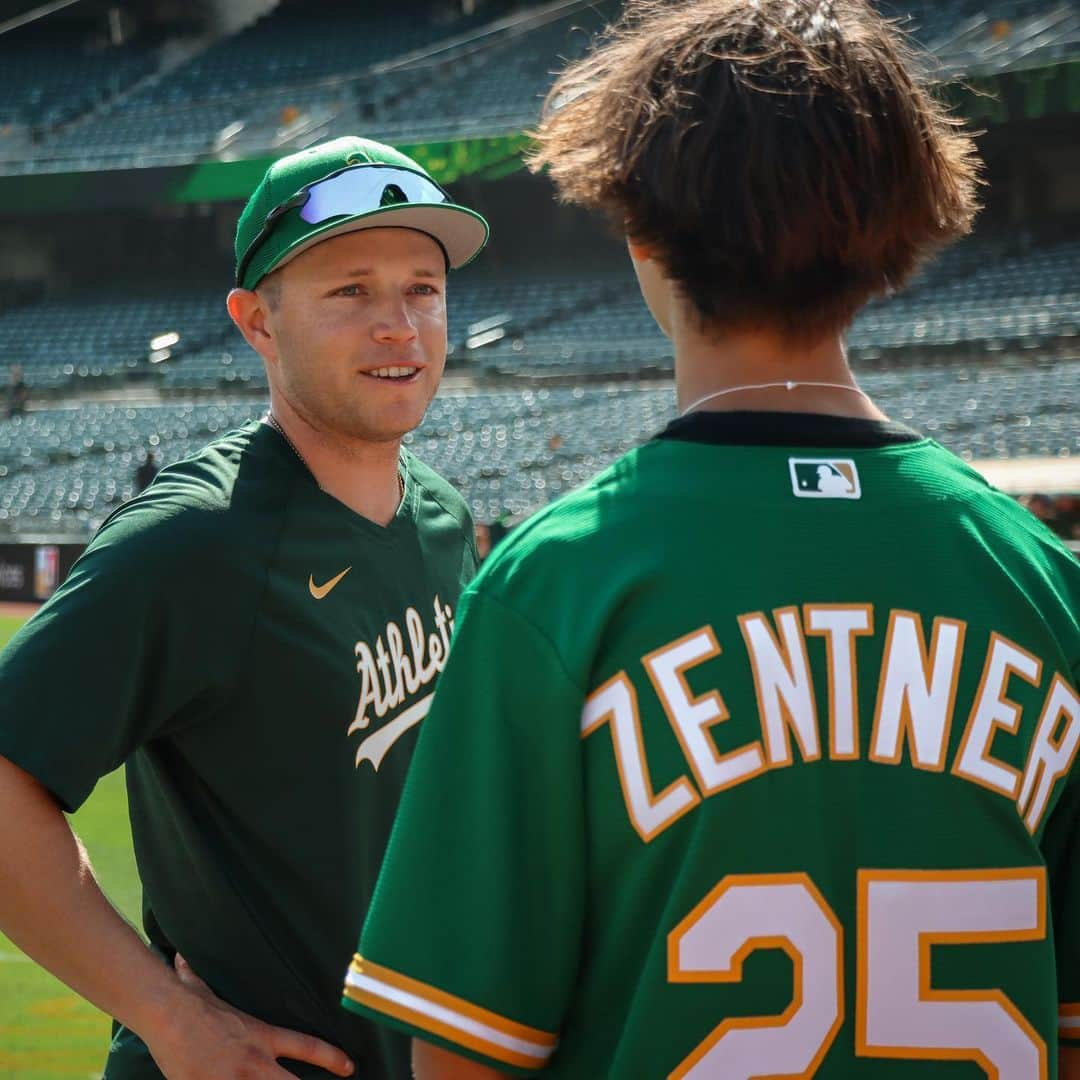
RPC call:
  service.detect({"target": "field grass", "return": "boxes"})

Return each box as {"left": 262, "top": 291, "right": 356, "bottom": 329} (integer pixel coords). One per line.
{"left": 0, "top": 614, "right": 141, "bottom": 1079}
{"left": 0, "top": 616, "right": 26, "bottom": 651}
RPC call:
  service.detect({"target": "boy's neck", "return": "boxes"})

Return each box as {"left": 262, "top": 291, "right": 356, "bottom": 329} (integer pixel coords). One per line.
{"left": 673, "top": 319, "right": 888, "bottom": 422}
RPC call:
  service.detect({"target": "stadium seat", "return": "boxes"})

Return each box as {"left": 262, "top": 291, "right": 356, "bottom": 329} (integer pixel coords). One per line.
{"left": 1, "top": 355, "right": 1076, "bottom": 537}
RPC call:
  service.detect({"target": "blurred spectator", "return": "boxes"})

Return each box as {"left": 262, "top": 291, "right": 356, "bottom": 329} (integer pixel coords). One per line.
{"left": 135, "top": 449, "right": 160, "bottom": 493}
{"left": 473, "top": 515, "right": 521, "bottom": 561}
{"left": 1020, "top": 492, "right": 1057, "bottom": 523}
{"left": 474, "top": 522, "right": 492, "bottom": 562}
{"left": 488, "top": 513, "right": 513, "bottom": 548}
{"left": 1052, "top": 494, "right": 1080, "bottom": 542}
{"left": 1056, "top": 495, "right": 1079, "bottom": 518}
{"left": 6, "top": 365, "right": 28, "bottom": 418}
{"left": 1018, "top": 492, "right": 1080, "bottom": 542}
{"left": 548, "top": 433, "right": 564, "bottom": 451}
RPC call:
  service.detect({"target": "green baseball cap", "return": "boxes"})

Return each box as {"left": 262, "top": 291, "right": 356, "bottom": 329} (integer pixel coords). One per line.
{"left": 234, "top": 136, "right": 490, "bottom": 290}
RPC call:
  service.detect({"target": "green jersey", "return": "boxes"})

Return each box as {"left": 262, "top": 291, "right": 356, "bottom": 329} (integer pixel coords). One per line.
{"left": 344, "top": 411, "right": 1080, "bottom": 1079}
{"left": 0, "top": 420, "right": 477, "bottom": 1079}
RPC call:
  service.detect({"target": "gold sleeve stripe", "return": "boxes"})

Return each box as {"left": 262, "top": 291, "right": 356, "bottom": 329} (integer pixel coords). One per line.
{"left": 1059, "top": 1004, "right": 1080, "bottom": 1033}
{"left": 344, "top": 955, "right": 557, "bottom": 1070}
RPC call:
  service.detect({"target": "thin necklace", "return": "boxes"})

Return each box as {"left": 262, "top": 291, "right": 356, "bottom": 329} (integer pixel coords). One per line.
{"left": 680, "top": 380, "right": 871, "bottom": 417}
{"left": 264, "top": 413, "right": 405, "bottom": 503}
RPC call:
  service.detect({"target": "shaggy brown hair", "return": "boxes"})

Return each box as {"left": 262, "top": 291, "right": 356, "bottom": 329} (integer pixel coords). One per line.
{"left": 529, "top": 0, "right": 981, "bottom": 341}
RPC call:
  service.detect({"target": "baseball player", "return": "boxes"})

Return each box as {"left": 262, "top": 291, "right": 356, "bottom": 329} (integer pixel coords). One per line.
{"left": 0, "top": 136, "right": 487, "bottom": 1078}
{"left": 340, "top": 3, "right": 1080, "bottom": 1078}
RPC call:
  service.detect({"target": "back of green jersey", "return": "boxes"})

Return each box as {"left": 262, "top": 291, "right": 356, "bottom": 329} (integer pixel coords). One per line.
{"left": 345, "top": 412, "right": 1080, "bottom": 1079}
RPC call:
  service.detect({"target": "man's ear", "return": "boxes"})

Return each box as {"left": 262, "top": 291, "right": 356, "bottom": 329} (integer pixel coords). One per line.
{"left": 626, "top": 239, "right": 654, "bottom": 264}
{"left": 226, "top": 288, "right": 278, "bottom": 365}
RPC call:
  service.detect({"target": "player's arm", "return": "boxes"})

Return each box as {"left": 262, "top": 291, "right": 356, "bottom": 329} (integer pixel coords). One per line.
{"left": 0, "top": 753, "right": 354, "bottom": 1079}
{"left": 343, "top": 588, "right": 585, "bottom": 1075}
{"left": 413, "top": 1038, "right": 510, "bottom": 1079}
{"left": 0, "top": 753, "right": 181, "bottom": 1036}
{"left": 0, "top": 512, "right": 354, "bottom": 1079}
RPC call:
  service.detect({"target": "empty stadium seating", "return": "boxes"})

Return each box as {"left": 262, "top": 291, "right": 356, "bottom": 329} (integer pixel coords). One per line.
{"left": 0, "top": 401, "right": 256, "bottom": 533}
{"left": 1, "top": 229, "right": 1076, "bottom": 393}
{"left": 10, "top": 1, "right": 522, "bottom": 171}
{"left": 370, "top": 0, "right": 1080, "bottom": 144}
{"left": 366, "top": 1, "right": 617, "bottom": 145}
{"left": 0, "top": 356, "right": 1076, "bottom": 536}
{"left": 1, "top": 4, "right": 1075, "bottom": 543}
{"left": 468, "top": 232, "right": 1080, "bottom": 373}
{"left": 5, "top": 0, "right": 1076, "bottom": 174}
{"left": 883, "top": 0, "right": 1080, "bottom": 76}
{"left": 143, "top": 1, "right": 513, "bottom": 105}
{"left": 0, "top": 29, "right": 156, "bottom": 130}
{"left": 0, "top": 285, "right": 234, "bottom": 391}
{"left": 849, "top": 236, "right": 1080, "bottom": 353}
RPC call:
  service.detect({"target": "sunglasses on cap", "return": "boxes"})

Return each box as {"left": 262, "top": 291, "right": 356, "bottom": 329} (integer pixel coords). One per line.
{"left": 236, "top": 162, "right": 453, "bottom": 288}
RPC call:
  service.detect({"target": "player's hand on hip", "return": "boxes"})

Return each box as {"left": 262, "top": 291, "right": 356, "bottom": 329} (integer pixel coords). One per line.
{"left": 145, "top": 953, "right": 355, "bottom": 1079}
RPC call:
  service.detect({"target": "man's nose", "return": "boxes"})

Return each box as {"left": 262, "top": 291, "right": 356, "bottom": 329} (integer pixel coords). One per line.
{"left": 372, "top": 299, "right": 418, "bottom": 344}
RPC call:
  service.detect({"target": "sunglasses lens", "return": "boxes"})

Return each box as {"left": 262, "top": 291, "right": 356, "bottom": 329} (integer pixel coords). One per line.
{"left": 299, "top": 167, "right": 448, "bottom": 225}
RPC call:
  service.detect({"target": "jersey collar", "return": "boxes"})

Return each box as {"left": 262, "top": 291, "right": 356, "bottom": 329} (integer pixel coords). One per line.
{"left": 655, "top": 410, "right": 924, "bottom": 449}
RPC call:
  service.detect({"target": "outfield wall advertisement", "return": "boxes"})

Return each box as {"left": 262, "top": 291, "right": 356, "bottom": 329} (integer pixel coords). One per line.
{"left": 0, "top": 543, "right": 85, "bottom": 604}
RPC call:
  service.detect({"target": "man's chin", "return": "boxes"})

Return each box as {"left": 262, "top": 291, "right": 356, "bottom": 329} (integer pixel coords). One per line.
{"left": 300, "top": 391, "right": 433, "bottom": 446}
{"left": 339, "top": 414, "right": 427, "bottom": 446}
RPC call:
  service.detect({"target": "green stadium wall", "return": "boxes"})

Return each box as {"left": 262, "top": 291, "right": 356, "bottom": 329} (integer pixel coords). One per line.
{"left": 6, "top": 132, "right": 530, "bottom": 215}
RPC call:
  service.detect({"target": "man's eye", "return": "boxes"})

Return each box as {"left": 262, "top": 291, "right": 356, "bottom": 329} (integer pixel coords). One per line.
{"left": 336, "top": 285, "right": 362, "bottom": 297}
{"left": 411, "top": 284, "right": 439, "bottom": 295}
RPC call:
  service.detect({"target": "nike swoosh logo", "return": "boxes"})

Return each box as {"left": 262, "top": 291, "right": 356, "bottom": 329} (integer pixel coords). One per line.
{"left": 309, "top": 566, "right": 351, "bottom": 600}
{"left": 354, "top": 694, "right": 432, "bottom": 772}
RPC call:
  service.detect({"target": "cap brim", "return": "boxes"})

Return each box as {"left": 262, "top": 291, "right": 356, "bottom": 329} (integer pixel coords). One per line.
{"left": 268, "top": 203, "right": 489, "bottom": 277}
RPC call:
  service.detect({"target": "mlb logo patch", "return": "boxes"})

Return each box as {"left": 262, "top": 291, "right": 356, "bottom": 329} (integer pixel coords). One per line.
{"left": 789, "top": 458, "right": 861, "bottom": 499}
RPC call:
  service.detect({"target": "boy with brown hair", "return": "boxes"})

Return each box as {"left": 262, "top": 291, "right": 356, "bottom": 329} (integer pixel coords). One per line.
{"left": 341, "top": 2, "right": 1080, "bottom": 1077}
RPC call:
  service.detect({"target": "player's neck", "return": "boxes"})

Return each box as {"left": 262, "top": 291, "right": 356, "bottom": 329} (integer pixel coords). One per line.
{"left": 266, "top": 394, "right": 403, "bottom": 526}
{"left": 673, "top": 318, "right": 887, "bottom": 421}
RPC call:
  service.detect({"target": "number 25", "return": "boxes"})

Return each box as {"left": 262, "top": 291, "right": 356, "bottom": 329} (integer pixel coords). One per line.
{"left": 668, "top": 868, "right": 1046, "bottom": 1079}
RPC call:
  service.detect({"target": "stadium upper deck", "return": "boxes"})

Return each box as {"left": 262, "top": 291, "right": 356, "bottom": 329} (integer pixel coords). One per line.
{"left": 0, "top": 0, "right": 1077, "bottom": 174}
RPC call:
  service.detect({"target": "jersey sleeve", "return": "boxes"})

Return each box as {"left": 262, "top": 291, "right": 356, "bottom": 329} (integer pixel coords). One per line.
{"left": 0, "top": 501, "right": 242, "bottom": 812}
{"left": 341, "top": 587, "right": 586, "bottom": 1075}
{"left": 1044, "top": 664, "right": 1080, "bottom": 1047}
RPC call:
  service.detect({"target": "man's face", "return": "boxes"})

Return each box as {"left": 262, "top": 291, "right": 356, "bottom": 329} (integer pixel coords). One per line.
{"left": 261, "top": 227, "right": 448, "bottom": 444}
